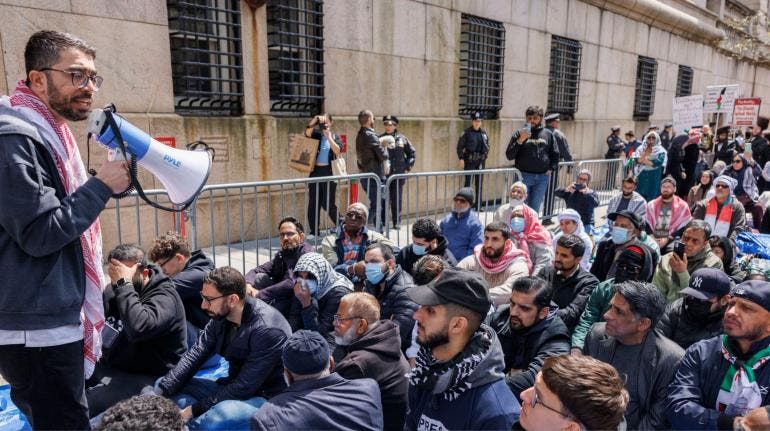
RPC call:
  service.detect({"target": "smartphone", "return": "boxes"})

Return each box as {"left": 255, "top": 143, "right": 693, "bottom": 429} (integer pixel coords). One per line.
{"left": 523, "top": 123, "right": 532, "bottom": 135}
{"left": 746, "top": 141, "right": 752, "bottom": 153}
{"left": 673, "top": 241, "right": 685, "bottom": 259}
{"left": 101, "top": 323, "right": 120, "bottom": 349}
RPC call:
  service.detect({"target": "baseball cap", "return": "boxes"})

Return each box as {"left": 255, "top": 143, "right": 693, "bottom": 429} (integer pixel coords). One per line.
{"left": 407, "top": 269, "right": 492, "bottom": 315}
{"left": 680, "top": 268, "right": 732, "bottom": 300}
{"left": 608, "top": 210, "right": 643, "bottom": 230}
{"left": 731, "top": 280, "right": 770, "bottom": 313}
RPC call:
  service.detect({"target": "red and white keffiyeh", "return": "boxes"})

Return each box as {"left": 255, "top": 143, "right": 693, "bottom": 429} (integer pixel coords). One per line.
{"left": 7, "top": 80, "right": 105, "bottom": 377}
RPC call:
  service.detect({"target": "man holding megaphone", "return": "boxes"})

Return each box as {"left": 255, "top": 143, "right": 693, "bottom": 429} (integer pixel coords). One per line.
{"left": 0, "top": 30, "right": 130, "bottom": 429}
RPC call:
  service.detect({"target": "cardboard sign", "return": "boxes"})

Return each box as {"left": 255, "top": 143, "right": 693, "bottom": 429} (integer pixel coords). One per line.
{"left": 733, "top": 98, "right": 762, "bottom": 126}
{"left": 288, "top": 134, "right": 319, "bottom": 173}
{"left": 673, "top": 95, "right": 704, "bottom": 135}
{"left": 704, "top": 84, "right": 740, "bottom": 114}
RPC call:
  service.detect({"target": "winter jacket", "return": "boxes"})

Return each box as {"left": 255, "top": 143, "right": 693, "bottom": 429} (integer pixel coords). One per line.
{"left": 489, "top": 305, "right": 570, "bottom": 401}
{"left": 506, "top": 124, "right": 559, "bottom": 173}
{"left": 356, "top": 126, "right": 389, "bottom": 178}
{"left": 158, "top": 297, "right": 291, "bottom": 417}
{"left": 405, "top": 326, "right": 520, "bottom": 431}
{"left": 553, "top": 186, "right": 600, "bottom": 226}
{"left": 363, "top": 266, "right": 418, "bottom": 353}
{"left": 692, "top": 198, "right": 747, "bottom": 241}
{"left": 667, "top": 335, "right": 770, "bottom": 430}
{"left": 245, "top": 242, "right": 314, "bottom": 317}
{"left": 457, "top": 127, "right": 490, "bottom": 162}
{"left": 396, "top": 235, "right": 457, "bottom": 277}
{"left": 656, "top": 298, "right": 725, "bottom": 350}
{"left": 0, "top": 105, "right": 114, "bottom": 330}
{"left": 585, "top": 322, "right": 684, "bottom": 430}
{"left": 654, "top": 246, "right": 724, "bottom": 303}
{"left": 547, "top": 126, "right": 572, "bottom": 162}
{"left": 335, "top": 320, "right": 411, "bottom": 431}
{"left": 590, "top": 238, "right": 658, "bottom": 283}
{"left": 102, "top": 264, "right": 187, "bottom": 376}
{"left": 605, "top": 134, "right": 625, "bottom": 158}
{"left": 171, "top": 250, "right": 215, "bottom": 330}
{"left": 288, "top": 253, "right": 353, "bottom": 355}
{"left": 727, "top": 160, "right": 762, "bottom": 201}
{"left": 380, "top": 131, "right": 416, "bottom": 175}
{"left": 539, "top": 266, "right": 599, "bottom": 333}
{"left": 457, "top": 253, "right": 530, "bottom": 306}
{"left": 320, "top": 225, "right": 397, "bottom": 278}
{"left": 439, "top": 210, "right": 484, "bottom": 261}
{"left": 251, "top": 374, "right": 383, "bottom": 431}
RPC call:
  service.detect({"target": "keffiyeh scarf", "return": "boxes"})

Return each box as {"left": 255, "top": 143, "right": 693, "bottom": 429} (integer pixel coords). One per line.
{"left": 716, "top": 335, "right": 770, "bottom": 416}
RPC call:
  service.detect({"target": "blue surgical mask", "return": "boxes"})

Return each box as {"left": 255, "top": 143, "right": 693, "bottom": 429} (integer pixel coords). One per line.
{"left": 511, "top": 217, "right": 525, "bottom": 233}
{"left": 365, "top": 262, "right": 386, "bottom": 284}
{"left": 611, "top": 227, "right": 629, "bottom": 245}
{"left": 412, "top": 243, "right": 428, "bottom": 256}
{"left": 301, "top": 278, "right": 318, "bottom": 296}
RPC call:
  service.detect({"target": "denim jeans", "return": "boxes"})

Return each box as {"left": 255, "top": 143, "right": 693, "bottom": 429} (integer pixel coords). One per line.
{"left": 521, "top": 171, "right": 551, "bottom": 215}
{"left": 174, "top": 378, "right": 266, "bottom": 430}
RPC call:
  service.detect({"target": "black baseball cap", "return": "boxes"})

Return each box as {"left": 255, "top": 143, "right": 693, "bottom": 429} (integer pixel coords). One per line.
{"left": 407, "top": 269, "right": 492, "bottom": 316}
{"left": 608, "top": 210, "right": 643, "bottom": 230}
{"left": 731, "top": 280, "right": 770, "bottom": 312}
{"left": 680, "top": 268, "right": 733, "bottom": 300}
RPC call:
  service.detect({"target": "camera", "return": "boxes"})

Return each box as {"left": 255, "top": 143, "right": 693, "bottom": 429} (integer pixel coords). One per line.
{"left": 320, "top": 123, "right": 328, "bottom": 130}
{"left": 574, "top": 183, "right": 585, "bottom": 191}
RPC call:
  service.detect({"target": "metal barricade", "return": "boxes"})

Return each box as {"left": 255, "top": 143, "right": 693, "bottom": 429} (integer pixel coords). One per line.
{"left": 575, "top": 158, "right": 624, "bottom": 206}
{"left": 541, "top": 161, "right": 578, "bottom": 221}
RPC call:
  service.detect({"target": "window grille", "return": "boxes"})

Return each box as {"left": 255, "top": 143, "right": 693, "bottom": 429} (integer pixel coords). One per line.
{"left": 459, "top": 14, "right": 505, "bottom": 119}
{"left": 267, "top": 0, "right": 324, "bottom": 116}
{"left": 676, "top": 65, "right": 694, "bottom": 98}
{"left": 633, "top": 56, "right": 658, "bottom": 121}
{"left": 168, "top": 0, "right": 244, "bottom": 116}
{"left": 548, "top": 36, "right": 582, "bottom": 118}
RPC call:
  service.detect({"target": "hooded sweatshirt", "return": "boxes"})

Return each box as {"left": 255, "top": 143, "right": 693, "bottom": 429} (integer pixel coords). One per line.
{"left": 172, "top": 250, "right": 215, "bottom": 329}
{"left": 335, "top": 320, "right": 411, "bottom": 431}
{"left": 405, "top": 325, "right": 520, "bottom": 430}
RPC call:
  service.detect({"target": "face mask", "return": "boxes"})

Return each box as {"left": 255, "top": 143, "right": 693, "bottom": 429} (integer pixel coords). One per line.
{"left": 412, "top": 244, "right": 428, "bottom": 256}
{"left": 301, "top": 278, "right": 318, "bottom": 296}
{"left": 511, "top": 217, "right": 525, "bottom": 233}
{"left": 611, "top": 227, "right": 629, "bottom": 245}
{"left": 365, "top": 262, "right": 386, "bottom": 285}
{"left": 683, "top": 296, "right": 715, "bottom": 320}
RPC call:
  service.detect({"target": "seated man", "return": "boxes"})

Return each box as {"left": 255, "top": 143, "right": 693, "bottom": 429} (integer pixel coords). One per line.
{"left": 667, "top": 281, "right": 770, "bottom": 429}
{"left": 406, "top": 269, "right": 520, "bottom": 430}
{"left": 244, "top": 216, "right": 313, "bottom": 316}
{"left": 396, "top": 217, "right": 457, "bottom": 276}
{"left": 692, "top": 175, "right": 747, "bottom": 240}
{"left": 320, "top": 202, "right": 396, "bottom": 284}
{"left": 250, "top": 330, "right": 383, "bottom": 431}
{"left": 515, "top": 355, "right": 629, "bottom": 431}
{"left": 647, "top": 176, "right": 692, "bottom": 255}
{"left": 489, "top": 277, "right": 570, "bottom": 401}
{"left": 333, "top": 292, "right": 410, "bottom": 431}
{"left": 149, "top": 232, "right": 215, "bottom": 344}
{"left": 657, "top": 267, "right": 732, "bottom": 350}
{"left": 591, "top": 210, "right": 659, "bottom": 281}
{"left": 457, "top": 221, "right": 530, "bottom": 306}
{"left": 584, "top": 281, "right": 684, "bottom": 430}
{"left": 654, "top": 219, "right": 723, "bottom": 303}
{"left": 440, "top": 187, "right": 484, "bottom": 261}
{"left": 87, "top": 244, "right": 187, "bottom": 417}
{"left": 96, "top": 395, "right": 183, "bottom": 431}
{"left": 362, "top": 243, "right": 418, "bottom": 353}
{"left": 493, "top": 181, "right": 528, "bottom": 223}
{"left": 554, "top": 169, "right": 600, "bottom": 231}
{"left": 604, "top": 176, "right": 648, "bottom": 232}
{"left": 156, "top": 267, "right": 291, "bottom": 430}
{"left": 539, "top": 234, "right": 599, "bottom": 333}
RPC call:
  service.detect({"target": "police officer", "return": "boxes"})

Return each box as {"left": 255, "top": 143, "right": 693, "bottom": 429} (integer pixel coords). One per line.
{"left": 660, "top": 122, "right": 673, "bottom": 150}
{"left": 379, "top": 114, "right": 416, "bottom": 229}
{"left": 605, "top": 125, "right": 625, "bottom": 192}
{"left": 542, "top": 113, "right": 572, "bottom": 221}
{"left": 457, "top": 112, "right": 490, "bottom": 211}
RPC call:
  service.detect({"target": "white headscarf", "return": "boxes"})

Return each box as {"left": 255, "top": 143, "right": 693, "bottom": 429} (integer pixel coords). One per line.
{"left": 632, "top": 131, "right": 668, "bottom": 176}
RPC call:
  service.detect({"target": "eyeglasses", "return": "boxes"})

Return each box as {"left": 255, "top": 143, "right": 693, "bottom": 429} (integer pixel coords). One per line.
{"left": 715, "top": 184, "right": 730, "bottom": 189}
{"left": 531, "top": 390, "right": 572, "bottom": 418}
{"left": 345, "top": 211, "right": 365, "bottom": 220}
{"left": 333, "top": 314, "right": 362, "bottom": 322}
{"left": 200, "top": 292, "right": 227, "bottom": 305}
{"left": 733, "top": 159, "right": 743, "bottom": 163}
{"left": 39, "top": 68, "right": 103, "bottom": 90}
{"left": 157, "top": 255, "right": 175, "bottom": 271}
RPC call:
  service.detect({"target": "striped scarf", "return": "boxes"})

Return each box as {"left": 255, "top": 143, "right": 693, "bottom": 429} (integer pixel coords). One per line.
{"left": 8, "top": 80, "right": 105, "bottom": 378}
{"left": 716, "top": 335, "right": 770, "bottom": 416}
{"left": 704, "top": 197, "right": 733, "bottom": 238}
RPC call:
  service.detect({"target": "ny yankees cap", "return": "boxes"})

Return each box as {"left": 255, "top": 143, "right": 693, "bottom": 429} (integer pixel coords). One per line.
{"left": 680, "top": 267, "right": 733, "bottom": 300}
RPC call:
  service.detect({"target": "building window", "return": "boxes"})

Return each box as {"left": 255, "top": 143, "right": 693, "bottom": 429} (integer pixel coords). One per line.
{"left": 547, "top": 36, "right": 582, "bottom": 119}
{"left": 633, "top": 56, "right": 658, "bottom": 121}
{"left": 459, "top": 14, "right": 505, "bottom": 119}
{"left": 676, "top": 65, "right": 694, "bottom": 97}
{"left": 167, "top": 0, "right": 244, "bottom": 116}
{"left": 267, "top": 0, "right": 324, "bottom": 116}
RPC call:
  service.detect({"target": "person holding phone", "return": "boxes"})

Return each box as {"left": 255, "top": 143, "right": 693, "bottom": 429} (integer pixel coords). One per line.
{"left": 653, "top": 220, "right": 724, "bottom": 303}
{"left": 305, "top": 113, "right": 343, "bottom": 235}
{"left": 553, "top": 169, "right": 600, "bottom": 232}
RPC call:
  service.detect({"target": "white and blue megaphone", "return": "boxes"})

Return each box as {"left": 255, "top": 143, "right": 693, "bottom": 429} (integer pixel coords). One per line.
{"left": 87, "top": 105, "right": 212, "bottom": 210}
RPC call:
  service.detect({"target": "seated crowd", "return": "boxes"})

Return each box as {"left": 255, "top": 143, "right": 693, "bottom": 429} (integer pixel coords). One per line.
{"left": 91, "top": 147, "right": 770, "bottom": 430}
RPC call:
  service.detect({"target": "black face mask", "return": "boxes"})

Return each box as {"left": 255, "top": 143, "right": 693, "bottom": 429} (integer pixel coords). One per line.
{"left": 683, "top": 296, "right": 716, "bottom": 320}
{"left": 614, "top": 262, "right": 642, "bottom": 283}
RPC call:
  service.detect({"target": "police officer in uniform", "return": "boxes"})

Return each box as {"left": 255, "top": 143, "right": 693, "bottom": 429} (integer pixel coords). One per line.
{"left": 457, "top": 112, "right": 490, "bottom": 211}
{"left": 379, "top": 114, "right": 416, "bottom": 229}
{"left": 542, "top": 112, "right": 572, "bottom": 221}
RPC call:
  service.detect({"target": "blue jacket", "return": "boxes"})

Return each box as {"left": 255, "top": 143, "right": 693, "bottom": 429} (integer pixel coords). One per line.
{"left": 439, "top": 210, "right": 484, "bottom": 261}
{"left": 251, "top": 373, "right": 383, "bottom": 431}
{"left": 0, "top": 104, "right": 113, "bottom": 330}
{"left": 158, "top": 297, "right": 291, "bottom": 417}
{"left": 405, "top": 326, "right": 521, "bottom": 430}
{"left": 667, "top": 335, "right": 770, "bottom": 430}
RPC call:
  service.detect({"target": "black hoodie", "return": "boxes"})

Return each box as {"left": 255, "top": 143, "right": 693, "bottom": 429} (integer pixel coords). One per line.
{"left": 102, "top": 264, "right": 187, "bottom": 375}
{"left": 172, "top": 250, "right": 215, "bottom": 329}
{"left": 335, "top": 320, "right": 411, "bottom": 431}
{"left": 396, "top": 235, "right": 457, "bottom": 277}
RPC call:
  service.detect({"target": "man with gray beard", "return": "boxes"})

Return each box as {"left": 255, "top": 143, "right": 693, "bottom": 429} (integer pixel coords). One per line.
{"left": 332, "top": 292, "right": 410, "bottom": 431}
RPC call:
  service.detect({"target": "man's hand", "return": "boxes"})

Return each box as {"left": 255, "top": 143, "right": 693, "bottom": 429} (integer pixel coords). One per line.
{"left": 579, "top": 187, "right": 590, "bottom": 194}
{"left": 459, "top": 159, "right": 464, "bottom": 169}
{"left": 566, "top": 184, "right": 576, "bottom": 193}
{"left": 245, "top": 283, "right": 259, "bottom": 298}
{"left": 108, "top": 258, "right": 138, "bottom": 285}
{"left": 293, "top": 281, "right": 312, "bottom": 308}
{"left": 180, "top": 406, "right": 193, "bottom": 423}
{"left": 570, "top": 347, "right": 582, "bottom": 356}
{"left": 517, "top": 130, "right": 530, "bottom": 144}
{"left": 95, "top": 159, "right": 131, "bottom": 194}
{"left": 670, "top": 252, "right": 688, "bottom": 274}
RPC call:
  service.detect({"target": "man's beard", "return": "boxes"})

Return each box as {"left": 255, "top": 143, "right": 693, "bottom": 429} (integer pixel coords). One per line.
{"left": 483, "top": 246, "right": 504, "bottom": 259}
{"left": 334, "top": 324, "right": 359, "bottom": 347}
{"left": 661, "top": 191, "right": 673, "bottom": 199}
{"left": 417, "top": 325, "right": 450, "bottom": 350}
{"left": 622, "top": 191, "right": 633, "bottom": 198}
{"left": 281, "top": 240, "right": 299, "bottom": 252}
{"left": 47, "top": 81, "right": 92, "bottom": 121}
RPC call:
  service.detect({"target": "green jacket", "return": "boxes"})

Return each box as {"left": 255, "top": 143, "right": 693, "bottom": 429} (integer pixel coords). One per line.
{"left": 653, "top": 246, "right": 723, "bottom": 303}
{"left": 571, "top": 278, "right": 614, "bottom": 350}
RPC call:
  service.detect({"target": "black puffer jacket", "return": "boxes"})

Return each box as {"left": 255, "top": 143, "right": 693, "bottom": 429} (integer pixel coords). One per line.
{"left": 505, "top": 124, "right": 559, "bottom": 173}
{"left": 172, "top": 250, "right": 215, "bottom": 329}
{"left": 489, "top": 305, "right": 571, "bottom": 401}
{"left": 335, "top": 320, "right": 411, "bottom": 431}
{"left": 656, "top": 298, "right": 724, "bottom": 350}
{"left": 395, "top": 235, "right": 457, "bottom": 277}
{"left": 538, "top": 266, "right": 599, "bottom": 333}
{"left": 363, "top": 266, "right": 418, "bottom": 353}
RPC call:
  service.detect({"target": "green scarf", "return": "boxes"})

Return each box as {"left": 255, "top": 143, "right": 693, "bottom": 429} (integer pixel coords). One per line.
{"left": 716, "top": 335, "right": 770, "bottom": 416}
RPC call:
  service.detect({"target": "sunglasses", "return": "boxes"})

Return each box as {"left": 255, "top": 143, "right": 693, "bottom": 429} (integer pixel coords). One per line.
{"left": 715, "top": 184, "right": 730, "bottom": 189}
{"left": 733, "top": 159, "right": 743, "bottom": 163}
